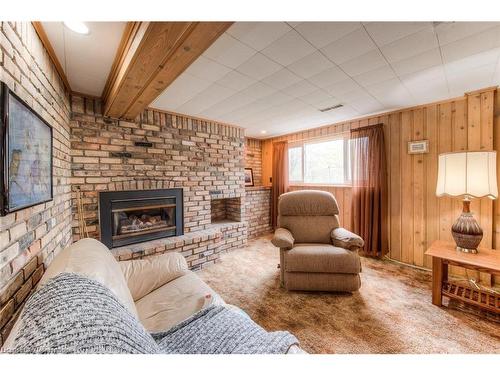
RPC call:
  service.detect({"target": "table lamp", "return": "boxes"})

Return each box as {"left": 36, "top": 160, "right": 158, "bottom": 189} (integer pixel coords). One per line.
{"left": 436, "top": 151, "right": 498, "bottom": 253}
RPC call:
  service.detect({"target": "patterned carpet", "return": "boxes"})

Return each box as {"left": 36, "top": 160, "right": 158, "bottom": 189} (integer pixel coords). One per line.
{"left": 197, "top": 235, "right": 500, "bottom": 354}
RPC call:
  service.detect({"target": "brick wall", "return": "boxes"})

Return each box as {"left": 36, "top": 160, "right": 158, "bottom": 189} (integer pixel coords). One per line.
{"left": 70, "top": 95, "right": 246, "bottom": 238}
{"left": 245, "top": 187, "right": 272, "bottom": 239}
{"left": 0, "top": 22, "right": 72, "bottom": 345}
{"left": 245, "top": 138, "right": 262, "bottom": 186}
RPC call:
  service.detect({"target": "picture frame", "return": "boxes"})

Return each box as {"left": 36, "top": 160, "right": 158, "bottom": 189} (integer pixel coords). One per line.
{"left": 244, "top": 168, "right": 254, "bottom": 187}
{"left": 0, "top": 81, "right": 53, "bottom": 216}
{"left": 407, "top": 140, "right": 429, "bottom": 154}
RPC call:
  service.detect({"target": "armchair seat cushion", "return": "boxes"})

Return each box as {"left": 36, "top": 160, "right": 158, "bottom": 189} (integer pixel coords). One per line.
{"left": 285, "top": 244, "right": 361, "bottom": 274}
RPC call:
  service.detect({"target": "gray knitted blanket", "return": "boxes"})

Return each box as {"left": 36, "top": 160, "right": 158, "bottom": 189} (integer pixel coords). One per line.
{"left": 154, "top": 305, "right": 298, "bottom": 354}
{"left": 5, "top": 273, "right": 298, "bottom": 354}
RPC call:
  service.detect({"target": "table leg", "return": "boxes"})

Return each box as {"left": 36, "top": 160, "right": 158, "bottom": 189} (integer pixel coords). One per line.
{"left": 432, "top": 257, "right": 445, "bottom": 306}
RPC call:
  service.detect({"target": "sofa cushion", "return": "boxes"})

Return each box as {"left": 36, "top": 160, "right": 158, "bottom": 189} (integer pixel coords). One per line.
{"left": 120, "top": 252, "right": 189, "bottom": 301}
{"left": 284, "top": 244, "right": 361, "bottom": 274}
{"left": 38, "top": 238, "right": 138, "bottom": 317}
{"left": 135, "top": 272, "right": 223, "bottom": 333}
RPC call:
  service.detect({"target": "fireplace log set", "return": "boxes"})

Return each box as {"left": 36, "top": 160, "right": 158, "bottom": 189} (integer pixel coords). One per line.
{"left": 118, "top": 212, "right": 169, "bottom": 234}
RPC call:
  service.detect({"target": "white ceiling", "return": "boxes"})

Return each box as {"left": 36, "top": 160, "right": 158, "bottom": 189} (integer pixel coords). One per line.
{"left": 42, "top": 22, "right": 126, "bottom": 96}
{"left": 151, "top": 22, "right": 500, "bottom": 138}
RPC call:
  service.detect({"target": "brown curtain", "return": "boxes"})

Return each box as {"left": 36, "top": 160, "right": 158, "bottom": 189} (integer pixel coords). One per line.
{"left": 350, "top": 124, "right": 388, "bottom": 257}
{"left": 271, "top": 141, "right": 289, "bottom": 228}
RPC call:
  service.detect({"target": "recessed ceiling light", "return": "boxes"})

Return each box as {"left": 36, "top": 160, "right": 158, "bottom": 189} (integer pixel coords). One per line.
{"left": 261, "top": 130, "right": 267, "bottom": 134}
{"left": 63, "top": 21, "right": 89, "bottom": 35}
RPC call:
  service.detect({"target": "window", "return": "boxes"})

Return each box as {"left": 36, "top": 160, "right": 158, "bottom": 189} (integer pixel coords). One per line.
{"left": 288, "top": 134, "right": 351, "bottom": 185}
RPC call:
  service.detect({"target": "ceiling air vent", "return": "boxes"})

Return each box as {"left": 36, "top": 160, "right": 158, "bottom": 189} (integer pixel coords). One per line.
{"left": 319, "top": 104, "right": 343, "bottom": 112}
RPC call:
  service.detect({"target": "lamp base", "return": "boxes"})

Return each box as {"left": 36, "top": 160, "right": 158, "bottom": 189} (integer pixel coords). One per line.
{"left": 455, "top": 246, "right": 479, "bottom": 254}
{"left": 451, "top": 199, "right": 483, "bottom": 254}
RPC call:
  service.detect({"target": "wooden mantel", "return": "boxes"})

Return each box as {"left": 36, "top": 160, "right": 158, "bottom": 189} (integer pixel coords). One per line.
{"left": 102, "top": 22, "right": 232, "bottom": 120}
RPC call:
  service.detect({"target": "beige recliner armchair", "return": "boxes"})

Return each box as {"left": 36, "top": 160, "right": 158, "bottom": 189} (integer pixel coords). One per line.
{"left": 271, "top": 190, "right": 364, "bottom": 292}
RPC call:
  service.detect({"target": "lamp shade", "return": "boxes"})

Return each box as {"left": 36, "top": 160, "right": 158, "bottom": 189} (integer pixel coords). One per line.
{"left": 436, "top": 151, "right": 498, "bottom": 199}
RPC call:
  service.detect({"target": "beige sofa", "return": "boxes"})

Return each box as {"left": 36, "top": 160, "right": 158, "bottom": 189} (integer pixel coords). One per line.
{"left": 272, "top": 190, "right": 364, "bottom": 292}
{"left": 4, "top": 238, "right": 303, "bottom": 353}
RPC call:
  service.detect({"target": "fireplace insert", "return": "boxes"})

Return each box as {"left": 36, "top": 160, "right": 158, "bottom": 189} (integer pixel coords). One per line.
{"left": 99, "top": 189, "right": 183, "bottom": 248}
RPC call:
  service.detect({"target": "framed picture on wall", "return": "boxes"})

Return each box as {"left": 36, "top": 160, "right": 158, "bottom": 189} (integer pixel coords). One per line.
{"left": 244, "top": 168, "right": 254, "bottom": 187}
{"left": 0, "top": 82, "right": 53, "bottom": 216}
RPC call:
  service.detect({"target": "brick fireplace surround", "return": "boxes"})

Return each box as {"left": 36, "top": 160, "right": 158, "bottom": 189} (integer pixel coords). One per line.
{"left": 0, "top": 21, "right": 272, "bottom": 346}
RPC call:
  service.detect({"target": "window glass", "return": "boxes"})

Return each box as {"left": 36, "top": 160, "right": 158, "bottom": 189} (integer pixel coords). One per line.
{"left": 304, "top": 139, "right": 344, "bottom": 184}
{"left": 288, "top": 146, "right": 303, "bottom": 182}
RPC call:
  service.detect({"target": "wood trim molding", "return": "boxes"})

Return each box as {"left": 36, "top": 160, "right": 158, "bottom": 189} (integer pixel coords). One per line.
{"left": 145, "top": 106, "right": 244, "bottom": 130}
{"left": 101, "top": 22, "right": 143, "bottom": 103}
{"left": 31, "top": 22, "right": 71, "bottom": 92}
{"left": 103, "top": 22, "right": 232, "bottom": 120}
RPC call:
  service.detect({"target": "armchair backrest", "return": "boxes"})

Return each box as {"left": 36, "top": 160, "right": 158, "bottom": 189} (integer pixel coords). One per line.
{"left": 277, "top": 190, "right": 340, "bottom": 244}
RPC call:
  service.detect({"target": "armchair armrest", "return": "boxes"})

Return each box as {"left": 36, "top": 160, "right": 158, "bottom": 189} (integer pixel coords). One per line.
{"left": 271, "top": 228, "right": 295, "bottom": 249}
{"left": 120, "top": 252, "right": 188, "bottom": 301}
{"left": 331, "top": 228, "right": 364, "bottom": 251}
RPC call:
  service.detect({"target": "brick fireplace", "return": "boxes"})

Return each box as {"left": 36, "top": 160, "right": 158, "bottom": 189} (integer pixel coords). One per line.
{"left": 70, "top": 95, "right": 249, "bottom": 267}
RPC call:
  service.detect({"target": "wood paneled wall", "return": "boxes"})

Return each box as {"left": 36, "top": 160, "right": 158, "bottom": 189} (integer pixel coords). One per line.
{"left": 263, "top": 87, "right": 499, "bottom": 280}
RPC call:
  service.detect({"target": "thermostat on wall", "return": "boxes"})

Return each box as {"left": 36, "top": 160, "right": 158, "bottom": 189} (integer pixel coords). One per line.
{"left": 408, "top": 140, "right": 429, "bottom": 154}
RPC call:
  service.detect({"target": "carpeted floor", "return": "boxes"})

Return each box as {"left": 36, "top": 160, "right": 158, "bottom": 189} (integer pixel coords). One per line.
{"left": 197, "top": 235, "right": 500, "bottom": 354}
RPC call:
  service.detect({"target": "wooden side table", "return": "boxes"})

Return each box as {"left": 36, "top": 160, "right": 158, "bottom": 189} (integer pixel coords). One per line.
{"left": 425, "top": 240, "right": 500, "bottom": 314}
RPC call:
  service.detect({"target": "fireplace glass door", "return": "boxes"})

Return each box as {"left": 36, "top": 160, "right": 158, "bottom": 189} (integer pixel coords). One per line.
{"left": 112, "top": 199, "right": 176, "bottom": 244}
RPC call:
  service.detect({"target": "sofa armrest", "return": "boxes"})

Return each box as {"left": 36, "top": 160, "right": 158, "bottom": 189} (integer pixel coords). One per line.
{"left": 271, "top": 228, "right": 295, "bottom": 249}
{"left": 120, "top": 252, "right": 188, "bottom": 301}
{"left": 331, "top": 228, "right": 364, "bottom": 251}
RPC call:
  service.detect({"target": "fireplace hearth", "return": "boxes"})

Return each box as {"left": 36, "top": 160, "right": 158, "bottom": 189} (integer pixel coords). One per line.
{"left": 99, "top": 189, "right": 183, "bottom": 248}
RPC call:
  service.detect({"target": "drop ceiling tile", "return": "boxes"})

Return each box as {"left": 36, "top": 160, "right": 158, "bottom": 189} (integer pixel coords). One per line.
{"left": 175, "top": 83, "right": 237, "bottom": 115}
{"left": 226, "top": 22, "right": 292, "bottom": 50}
{"left": 321, "top": 28, "right": 376, "bottom": 65}
{"left": 340, "top": 49, "right": 388, "bottom": 76}
{"left": 283, "top": 80, "right": 318, "bottom": 98}
{"left": 298, "top": 89, "right": 335, "bottom": 106}
{"left": 380, "top": 28, "right": 439, "bottom": 62}
{"left": 239, "top": 81, "right": 277, "bottom": 99}
{"left": 203, "top": 33, "right": 256, "bottom": 69}
{"left": 336, "top": 88, "right": 374, "bottom": 103}
{"left": 364, "top": 22, "right": 432, "bottom": 46}
{"left": 400, "top": 66, "right": 447, "bottom": 92}
{"left": 366, "top": 78, "right": 415, "bottom": 107}
{"left": 236, "top": 53, "right": 282, "bottom": 80}
{"left": 261, "top": 69, "right": 302, "bottom": 90}
{"left": 151, "top": 73, "right": 212, "bottom": 110}
{"left": 287, "top": 51, "right": 334, "bottom": 79}
{"left": 308, "top": 66, "right": 350, "bottom": 88}
{"left": 324, "top": 78, "right": 363, "bottom": 96}
{"left": 390, "top": 48, "right": 442, "bottom": 76}
{"left": 261, "top": 30, "right": 316, "bottom": 66}
{"left": 353, "top": 65, "right": 396, "bottom": 87}
{"left": 435, "top": 22, "right": 500, "bottom": 45}
{"left": 441, "top": 27, "right": 500, "bottom": 64}
{"left": 447, "top": 63, "right": 497, "bottom": 95}
{"left": 216, "top": 70, "right": 255, "bottom": 91}
{"left": 200, "top": 91, "right": 257, "bottom": 118}
{"left": 185, "top": 55, "right": 232, "bottom": 82}
{"left": 349, "top": 97, "right": 385, "bottom": 114}
{"left": 444, "top": 48, "right": 500, "bottom": 76}
{"left": 294, "top": 22, "right": 361, "bottom": 49}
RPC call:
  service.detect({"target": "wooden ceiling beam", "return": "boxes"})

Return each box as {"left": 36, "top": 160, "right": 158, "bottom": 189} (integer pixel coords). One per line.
{"left": 103, "top": 21, "right": 232, "bottom": 120}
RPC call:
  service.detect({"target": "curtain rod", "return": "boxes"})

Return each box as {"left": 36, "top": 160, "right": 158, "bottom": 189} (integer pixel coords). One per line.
{"left": 351, "top": 123, "right": 384, "bottom": 132}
